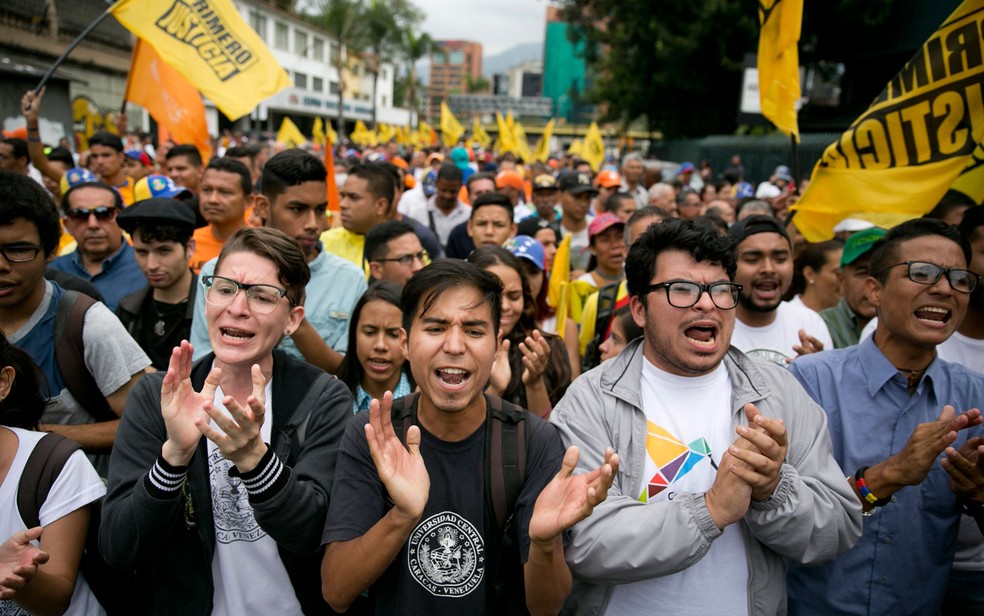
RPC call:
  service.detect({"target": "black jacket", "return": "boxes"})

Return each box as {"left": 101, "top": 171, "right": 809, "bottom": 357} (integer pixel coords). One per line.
{"left": 100, "top": 351, "right": 351, "bottom": 615}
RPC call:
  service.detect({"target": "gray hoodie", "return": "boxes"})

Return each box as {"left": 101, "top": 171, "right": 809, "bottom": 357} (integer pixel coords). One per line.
{"left": 550, "top": 339, "right": 862, "bottom": 615}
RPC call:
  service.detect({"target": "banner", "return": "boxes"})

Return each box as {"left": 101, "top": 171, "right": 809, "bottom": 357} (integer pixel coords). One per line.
{"left": 512, "top": 119, "right": 533, "bottom": 162}
{"left": 110, "top": 0, "right": 292, "bottom": 120}
{"left": 951, "top": 137, "right": 984, "bottom": 203}
{"left": 124, "top": 40, "right": 211, "bottom": 161}
{"left": 582, "top": 122, "right": 605, "bottom": 171}
{"left": 757, "top": 0, "right": 803, "bottom": 140}
{"left": 325, "top": 129, "right": 339, "bottom": 214}
{"left": 533, "top": 118, "right": 556, "bottom": 163}
{"left": 791, "top": 0, "right": 984, "bottom": 241}
{"left": 276, "top": 117, "right": 306, "bottom": 148}
{"left": 440, "top": 101, "right": 464, "bottom": 147}
{"left": 495, "top": 112, "right": 517, "bottom": 156}
{"left": 470, "top": 117, "right": 491, "bottom": 150}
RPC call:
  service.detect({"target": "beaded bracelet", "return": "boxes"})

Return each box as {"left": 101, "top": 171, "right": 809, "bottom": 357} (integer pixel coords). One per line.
{"left": 855, "top": 466, "right": 888, "bottom": 506}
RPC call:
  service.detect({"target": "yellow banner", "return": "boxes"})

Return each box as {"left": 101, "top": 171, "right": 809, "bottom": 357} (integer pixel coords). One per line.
{"left": 470, "top": 117, "right": 491, "bottom": 150}
{"left": 124, "top": 39, "right": 212, "bottom": 161}
{"left": 440, "top": 102, "right": 464, "bottom": 147}
{"left": 533, "top": 118, "right": 556, "bottom": 162}
{"left": 110, "top": 0, "right": 291, "bottom": 120}
{"left": 276, "top": 117, "right": 306, "bottom": 148}
{"left": 757, "top": 0, "right": 802, "bottom": 140}
{"left": 495, "top": 112, "right": 518, "bottom": 156}
{"left": 582, "top": 122, "right": 605, "bottom": 171}
{"left": 951, "top": 137, "right": 984, "bottom": 203}
{"left": 792, "top": 0, "right": 984, "bottom": 241}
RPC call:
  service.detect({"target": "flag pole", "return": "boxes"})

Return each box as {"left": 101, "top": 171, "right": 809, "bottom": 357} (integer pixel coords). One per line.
{"left": 35, "top": 4, "right": 114, "bottom": 93}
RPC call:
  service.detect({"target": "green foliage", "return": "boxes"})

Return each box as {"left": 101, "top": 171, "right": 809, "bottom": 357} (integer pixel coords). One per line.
{"left": 559, "top": 0, "right": 759, "bottom": 138}
{"left": 466, "top": 75, "right": 490, "bottom": 93}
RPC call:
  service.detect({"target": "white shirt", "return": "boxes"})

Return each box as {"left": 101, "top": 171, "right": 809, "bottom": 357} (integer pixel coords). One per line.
{"left": 732, "top": 300, "right": 834, "bottom": 366}
{"left": 406, "top": 196, "right": 471, "bottom": 246}
{"left": 606, "top": 359, "right": 748, "bottom": 614}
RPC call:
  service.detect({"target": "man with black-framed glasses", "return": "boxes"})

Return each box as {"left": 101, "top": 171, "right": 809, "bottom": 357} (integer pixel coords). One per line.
{"left": 0, "top": 170, "right": 149, "bottom": 475}
{"left": 48, "top": 178, "right": 143, "bottom": 311}
{"left": 550, "top": 218, "right": 860, "bottom": 615}
{"left": 787, "top": 218, "right": 984, "bottom": 615}
{"left": 365, "top": 220, "right": 426, "bottom": 287}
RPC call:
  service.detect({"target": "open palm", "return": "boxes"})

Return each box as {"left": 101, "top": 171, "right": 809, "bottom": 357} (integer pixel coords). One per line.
{"left": 365, "top": 392, "right": 430, "bottom": 521}
{"left": 161, "top": 341, "right": 218, "bottom": 456}
{"left": 529, "top": 447, "right": 618, "bottom": 543}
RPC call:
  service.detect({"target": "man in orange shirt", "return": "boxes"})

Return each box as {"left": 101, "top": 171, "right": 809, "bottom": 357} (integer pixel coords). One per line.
{"left": 189, "top": 158, "right": 252, "bottom": 273}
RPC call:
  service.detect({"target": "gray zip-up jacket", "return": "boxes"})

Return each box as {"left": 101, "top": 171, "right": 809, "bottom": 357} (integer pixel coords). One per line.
{"left": 550, "top": 340, "right": 861, "bottom": 615}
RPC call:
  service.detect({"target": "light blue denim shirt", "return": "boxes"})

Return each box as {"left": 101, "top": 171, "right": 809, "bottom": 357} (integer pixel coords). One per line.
{"left": 786, "top": 336, "right": 984, "bottom": 616}
{"left": 353, "top": 371, "right": 412, "bottom": 414}
{"left": 50, "top": 239, "right": 145, "bottom": 311}
{"left": 190, "top": 246, "right": 367, "bottom": 361}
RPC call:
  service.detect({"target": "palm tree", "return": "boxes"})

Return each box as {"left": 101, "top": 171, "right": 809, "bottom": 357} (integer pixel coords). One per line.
{"left": 312, "top": 0, "right": 367, "bottom": 143}
{"left": 362, "top": 0, "right": 397, "bottom": 128}
{"left": 401, "top": 28, "right": 432, "bottom": 127}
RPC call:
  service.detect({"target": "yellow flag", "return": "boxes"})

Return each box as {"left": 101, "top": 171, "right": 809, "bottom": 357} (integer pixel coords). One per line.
{"left": 548, "top": 234, "right": 571, "bottom": 309}
{"left": 325, "top": 120, "right": 338, "bottom": 146}
{"left": 110, "top": 0, "right": 291, "bottom": 120}
{"left": 470, "top": 118, "right": 492, "bottom": 150}
{"left": 951, "top": 138, "right": 984, "bottom": 204}
{"left": 418, "top": 121, "right": 436, "bottom": 147}
{"left": 312, "top": 117, "right": 325, "bottom": 146}
{"left": 350, "top": 120, "right": 378, "bottom": 146}
{"left": 512, "top": 119, "right": 533, "bottom": 162}
{"left": 757, "top": 0, "right": 802, "bottom": 140}
{"left": 582, "top": 122, "right": 605, "bottom": 171}
{"left": 377, "top": 123, "right": 396, "bottom": 143}
{"left": 532, "top": 119, "right": 556, "bottom": 163}
{"left": 124, "top": 39, "right": 212, "bottom": 162}
{"left": 277, "top": 117, "right": 306, "bottom": 148}
{"left": 495, "top": 112, "right": 517, "bottom": 155}
{"left": 567, "top": 139, "right": 582, "bottom": 157}
{"left": 440, "top": 102, "right": 464, "bottom": 147}
{"left": 791, "top": 0, "right": 984, "bottom": 241}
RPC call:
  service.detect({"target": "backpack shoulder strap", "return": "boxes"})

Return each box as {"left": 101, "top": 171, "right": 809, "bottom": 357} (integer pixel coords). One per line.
{"left": 54, "top": 291, "right": 115, "bottom": 422}
{"left": 484, "top": 394, "right": 527, "bottom": 535}
{"left": 17, "top": 432, "right": 83, "bottom": 528}
{"left": 274, "top": 371, "right": 335, "bottom": 465}
{"left": 389, "top": 392, "right": 420, "bottom": 446}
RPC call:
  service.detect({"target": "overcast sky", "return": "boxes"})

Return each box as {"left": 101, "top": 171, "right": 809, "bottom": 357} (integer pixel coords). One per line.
{"left": 413, "top": 0, "right": 554, "bottom": 56}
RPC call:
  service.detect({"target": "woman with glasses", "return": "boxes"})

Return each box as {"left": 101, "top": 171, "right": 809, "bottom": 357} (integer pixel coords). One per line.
{"left": 101, "top": 227, "right": 352, "bottom": 615}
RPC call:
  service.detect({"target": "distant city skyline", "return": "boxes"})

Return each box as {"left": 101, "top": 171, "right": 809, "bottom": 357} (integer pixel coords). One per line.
{"left": 415, "top": 0, "right": 553, "bottom": 56}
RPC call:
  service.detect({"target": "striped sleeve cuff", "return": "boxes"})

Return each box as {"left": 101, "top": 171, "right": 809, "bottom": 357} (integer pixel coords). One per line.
{"left": 228, "top": 447, "right": 290, "bottom": 504}
{"left": 144, "top": 456, "right": 189, "bottom": 499}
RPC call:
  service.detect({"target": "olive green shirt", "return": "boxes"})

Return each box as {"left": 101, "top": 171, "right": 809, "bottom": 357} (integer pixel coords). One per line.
{"left": 820, "top": 298, "right": 864, "bottom": 349}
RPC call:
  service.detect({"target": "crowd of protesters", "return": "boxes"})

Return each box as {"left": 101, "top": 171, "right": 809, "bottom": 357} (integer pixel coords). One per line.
{"left": 0, "top": 88, "right": 982, "bottom": 616}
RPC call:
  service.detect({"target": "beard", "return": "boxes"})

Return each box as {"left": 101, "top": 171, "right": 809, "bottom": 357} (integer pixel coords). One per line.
{"left": 738, "top": 291, "right": 781, "bottom": 314}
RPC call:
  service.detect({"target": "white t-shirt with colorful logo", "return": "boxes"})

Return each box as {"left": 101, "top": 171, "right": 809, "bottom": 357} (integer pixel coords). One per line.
{"left": 606, "top": 359, "right": 749, "bottom": 615}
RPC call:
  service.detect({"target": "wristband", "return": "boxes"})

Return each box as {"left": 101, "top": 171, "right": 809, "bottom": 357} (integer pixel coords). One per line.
{"left": 27, "top": 137, "right": 41, "bottom": 143}
{"left": 855, "top": 466, "right": 888, "bottom": 506}
{"left": 27, "top": 125, "right": 39, "bottom": 132}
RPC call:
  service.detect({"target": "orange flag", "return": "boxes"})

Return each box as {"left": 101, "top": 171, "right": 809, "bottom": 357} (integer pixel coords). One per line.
{"left": 325, "top": 136, "right": 340, "bottom": 217}
{"left": 124, "top": 40, "right": 212, "bottom": 161}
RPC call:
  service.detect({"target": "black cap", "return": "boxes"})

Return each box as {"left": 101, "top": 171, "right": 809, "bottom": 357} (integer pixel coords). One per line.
{"left": 558, "top": 170, "right": 598, "bottom": 195}
{"left": 117, "top": 197, "right": 202, "bottom": 233}
{"left": 728, "top": 214, "right": 790, "bottom": 245}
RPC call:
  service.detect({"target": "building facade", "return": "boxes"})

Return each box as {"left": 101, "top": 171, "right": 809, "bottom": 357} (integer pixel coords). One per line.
{"left": 427, "top": 40, "right": 483, "bottom": 118}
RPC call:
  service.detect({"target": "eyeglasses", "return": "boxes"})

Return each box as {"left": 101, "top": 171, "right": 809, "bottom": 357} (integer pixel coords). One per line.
{"left": 374, "top": 250, "right": 428, "bottom": 267}
{"left": 0, "top": 244, "right": 43, "bottom": 263}
{"left": 877, "top": 261, "right": 979, "bottom": 294}
{"left": 202, "top": 275, "right": 290, "bottom": 314}
{"left": 65, "top": 207, "right": 118, "bottom": 222}
{"left": 641, "top": 280, "right": 743, "bottom": 310}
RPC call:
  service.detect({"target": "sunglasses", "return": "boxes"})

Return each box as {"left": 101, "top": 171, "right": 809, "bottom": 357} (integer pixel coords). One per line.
{"left": 65, "top": 207, "right": 118, "bottom": 222}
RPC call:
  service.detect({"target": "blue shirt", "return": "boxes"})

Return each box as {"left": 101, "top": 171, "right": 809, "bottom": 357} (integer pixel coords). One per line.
{"left": 786, "top": 337, "right": 984, "bottom": 616}
{"left": 49, "top": 240, "right": 144, "bottom": 311}
{"left": 191, "top": 246, "right": 367, "bottom": 361}
{"left": 353, "top": 371, "right": 412, "bottom": 414}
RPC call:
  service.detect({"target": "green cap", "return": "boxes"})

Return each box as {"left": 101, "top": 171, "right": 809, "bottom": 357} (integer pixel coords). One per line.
{"left": 840, "top": 227, "right": 887, "bottom": 267}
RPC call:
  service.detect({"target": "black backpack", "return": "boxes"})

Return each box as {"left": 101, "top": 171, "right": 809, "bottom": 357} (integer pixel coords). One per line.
{"left": 390, "top": 392, "right": 530, "bottom": 614}
{"left": 581, "top": 281, "right": 622, "bottom": 373}
{"left": 53, "top": 290, "right": 116, "bottom": 422}
{"left": 17, "top": 432, "right": 135, "bottom": 615}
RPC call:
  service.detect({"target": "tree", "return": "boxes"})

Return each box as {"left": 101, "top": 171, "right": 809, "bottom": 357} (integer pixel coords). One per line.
{"left": 558, "top": 0, "right": 758, "bottom": 138}
{"left": 362, "top": 0, "right": 422, "bottom": 128}
{"left": 311, "top": 0, "right": 368, "bottom": 143}
{"left": 465, "top": 75, "right": 490, "bottom": 94}
{"left": 400, "top": 28, "right": 432, "bottom": 125}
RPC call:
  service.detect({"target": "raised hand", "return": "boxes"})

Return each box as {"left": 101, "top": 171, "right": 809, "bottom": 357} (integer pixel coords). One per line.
{"left": 161, "top": 341, "right": 220, "bottom": 466}
{"left": 942, "top": 435, "right": 984, "bottom": 503}
{"left": 792, "top": 329, "right": 825, "bottom": 357}
{"left": 520, "top": 330, "right": 551, "bottom": 386}
{"left": 197, "top": 364, "right": 268, "bottom": 472}
{"left": 529, "top": 447, "right": 619, "bottom": 544}
{"left": 726, "top": 403, "right": 789, "bottom": 501}
{"left": 887, "top": 405, "right": 983, "bottom": 488}
{"left": 21, "top": 87, "right": 44, "bottom": 124}
{"left": 0, "top": 527, "right": 48, "bottom": 600}
{"left": 487, "top": 338, "right": 512, "bottom": 396}
{"left": 365, "top": 392, "right": 430, "bottom": 524}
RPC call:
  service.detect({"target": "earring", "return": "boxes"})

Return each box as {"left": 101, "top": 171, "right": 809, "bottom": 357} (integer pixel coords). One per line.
{"left": 808, "top": 279, "right": 815, "bottom": 285}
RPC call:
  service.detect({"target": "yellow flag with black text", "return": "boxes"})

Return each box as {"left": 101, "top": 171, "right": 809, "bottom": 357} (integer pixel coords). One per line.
{"left": 791, "top": 0, "right": 984, "bottom": 241}
{"left": 582, "top": 122, "right": 605, "bottom": 171}
{"left": 109, "top": 0, "right": 292, "bottom": 120}
{"left": 757, "top": 0, "right": 802, "bottom": 141}
{"left": 440, "top": 102, "right": 464, "bottom": 147}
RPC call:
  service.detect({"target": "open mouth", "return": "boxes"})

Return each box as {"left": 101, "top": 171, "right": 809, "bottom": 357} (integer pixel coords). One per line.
{"left": 367, "top": 357, "right": 392, "bottom": 371}
{"left": 914, "top": 306, "right": 951, "bottom": 324}
{"left": 435, "top": 367, "right": 471, "bottom": 387}
{"left": 220, "top": 327, "right": 255, "bottom": 341}
{"left": 684, "top": 324, "right": 718, "bottom": 349}
{"left": 752, "top": 279, "right": 780, "bottom": 300}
